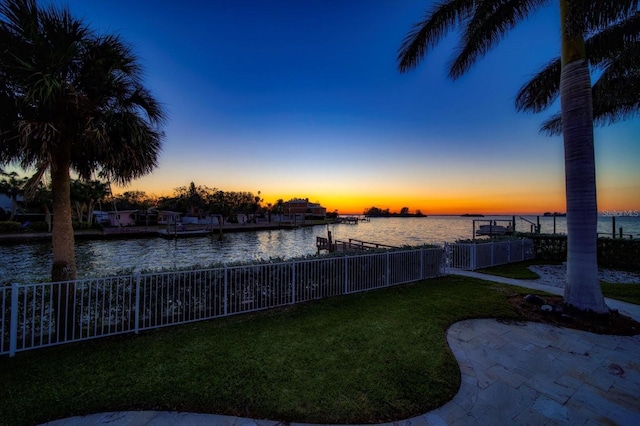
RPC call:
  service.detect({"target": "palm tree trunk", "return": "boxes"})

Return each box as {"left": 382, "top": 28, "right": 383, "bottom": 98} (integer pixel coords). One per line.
{"left": 560, "top": 0, "right": 607, "bottom": 313}
{"left": 51, "top": 153, "right": 76, "bottom": 281}
{"left": 51, "top": 147, "right": 77, "bottom": 340}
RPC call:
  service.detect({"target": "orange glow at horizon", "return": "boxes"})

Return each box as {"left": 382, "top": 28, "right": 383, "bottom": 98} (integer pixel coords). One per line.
{"left": 115, "top": 174, "right": 639, "bottom": 217}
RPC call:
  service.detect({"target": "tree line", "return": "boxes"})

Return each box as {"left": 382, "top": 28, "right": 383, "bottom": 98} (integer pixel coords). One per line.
{"left": 363, "top": 206, "right": 425, "bottom": 217}
{"left": 0, "top": 173, "right": 271, "bottom": 226}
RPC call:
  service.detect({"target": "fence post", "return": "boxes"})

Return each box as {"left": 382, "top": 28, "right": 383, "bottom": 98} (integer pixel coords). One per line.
{"left": 470, "top": 244, "right": 476, "bottom": 271}
{"left": 386, "top": 252, "right": 390, "bottom": 287}
{"left": 224, "top": 266, "right": 228, "bottom": 316}
{"left": 490, "top": 242, "right": 494, "bottom": 267}
{"left": 344, "top": 256, "right": 349, "bottom": 294}
{"left": 134, "top": 273, "right": 141, "bottom": 334}
{"left": 420, "top": 247, "right": 424, "bottom": 280}
{"left": 9, "top": 283, "right": 19, "bottom": 357}
{"left": 443, "top": 243, "right": 450, "bottom": 272}
{"left": 291, "top": 261, "right": 296, "bottom": 305}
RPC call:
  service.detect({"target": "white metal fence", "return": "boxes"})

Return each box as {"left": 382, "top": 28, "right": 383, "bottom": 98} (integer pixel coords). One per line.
{"left": 446, "top": 239, "right": 535, "bottom": 271}
{"left": 1, "top": 247, "right": 445, "bottom": 357}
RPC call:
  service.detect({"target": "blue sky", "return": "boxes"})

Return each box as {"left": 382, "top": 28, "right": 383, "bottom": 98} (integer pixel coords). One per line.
{"left": 43, "top": 0, "right": 640, "bottom": 214}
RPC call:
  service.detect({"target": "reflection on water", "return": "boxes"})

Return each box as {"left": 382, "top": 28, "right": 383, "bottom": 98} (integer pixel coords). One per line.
{"left": 2, "top": 215, "right": 639, "bottom": 283}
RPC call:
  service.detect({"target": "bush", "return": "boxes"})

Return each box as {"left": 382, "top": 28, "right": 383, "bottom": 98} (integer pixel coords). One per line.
{"left": 72, "top": 221, "right": 91, "bottom": 230}
{"left": 27, "top": 221, "right": 49, "bottom": 232}
{"left": 598, "top": 238, "right": 640, "bottom": 272}
{"left": 528, "top": 234, "right": 640, "bottom": 271}
{"left": 0, "top": 221, "right": 21, "bottom": 233}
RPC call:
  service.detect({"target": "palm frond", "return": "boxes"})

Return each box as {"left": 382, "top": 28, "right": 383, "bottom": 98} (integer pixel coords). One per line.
{"left": 518, "top": 11, "right": 639, "bottom": 120}
{"left": 23, "top": 161, "right": 49, "bottom": 199}
{"left": 450, "top": 0, "right": 550, "bottom": 79}
{"left": 539, "top": 42, "right": 640, "bottom": 136}
{"left": 397, "top": 0, "right": 476, "bottom": 73}
{"left": 539, "top": 112, "right": 562, "bottom": 136}
{"left": 586, "top": 11, "right": 640, "bottom": 69}
{"left": 515, "top": 58, "right": 560, "bottom": 113}
{"left": 582, "top": 0, "right": 639, "bottom": 32}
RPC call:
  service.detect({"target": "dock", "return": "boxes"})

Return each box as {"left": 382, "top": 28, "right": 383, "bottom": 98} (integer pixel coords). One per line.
{"left": 338, "top": 216, "right": 370, "bottom": 224}
{"left": 316, "top": 236, "right": 397, "bottom": 253}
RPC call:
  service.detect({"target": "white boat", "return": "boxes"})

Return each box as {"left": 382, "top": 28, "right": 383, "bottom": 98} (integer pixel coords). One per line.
{"left": 476, "top": 224, "right": 513, "bottom": 236}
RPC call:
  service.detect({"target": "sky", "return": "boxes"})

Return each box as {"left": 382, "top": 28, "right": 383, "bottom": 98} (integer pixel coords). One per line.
{"left": 35, "top": 0, "right": 640, "bottom": 215}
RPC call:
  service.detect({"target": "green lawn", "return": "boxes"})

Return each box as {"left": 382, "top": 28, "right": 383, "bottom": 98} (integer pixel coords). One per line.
{"left": 477, "top": 259, "right": 562, "bottom": 280}
{"left": 479, "top": 261, "right": 640, "bottom": 305}
{"left": 600, "top": 283, "right": 640, "bottom": 306}
{"left": 0, "top": 276, "right": 523, "bottom": 425}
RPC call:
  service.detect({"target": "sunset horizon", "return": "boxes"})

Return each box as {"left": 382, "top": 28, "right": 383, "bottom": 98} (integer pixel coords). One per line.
{"left": 7, "top": 0, "right": 640, "bottom": 220}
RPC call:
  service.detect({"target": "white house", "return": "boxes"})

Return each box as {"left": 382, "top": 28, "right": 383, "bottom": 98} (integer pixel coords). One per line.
{"left": 107, "top": 210, "right": 138, "bottom": 227}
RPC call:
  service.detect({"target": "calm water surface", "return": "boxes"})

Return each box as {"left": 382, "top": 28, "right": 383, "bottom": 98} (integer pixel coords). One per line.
{"left": 2, "top": 215, "right": 639, "bottom": 283}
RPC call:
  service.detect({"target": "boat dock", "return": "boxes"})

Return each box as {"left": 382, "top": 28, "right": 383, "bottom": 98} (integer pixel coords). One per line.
{"left": 316, "top": 236, "right": 397, "bottom": 253}
{"left": 338, "top": 216, "right": 370, "bottom": 224}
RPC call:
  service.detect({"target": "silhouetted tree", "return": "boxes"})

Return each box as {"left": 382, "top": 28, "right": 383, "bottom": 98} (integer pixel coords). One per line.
{"left": 0, "top": 0, "right": 165, "bottom": 282}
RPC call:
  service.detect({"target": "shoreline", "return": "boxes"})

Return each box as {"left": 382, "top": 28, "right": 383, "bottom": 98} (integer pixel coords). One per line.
{"left": 0, "top": 220, "right": 335, "bottom": 245}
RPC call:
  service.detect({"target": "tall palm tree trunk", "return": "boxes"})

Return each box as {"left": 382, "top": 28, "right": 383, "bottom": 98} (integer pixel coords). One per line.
{"left": 50, "top": 145, "right": 77, "bottom": 340}
{"left": 560, "top": 0, "right": 607, "bottom": 313}
{"left": 51, "top": 150, "right": 76, "bottom": 281}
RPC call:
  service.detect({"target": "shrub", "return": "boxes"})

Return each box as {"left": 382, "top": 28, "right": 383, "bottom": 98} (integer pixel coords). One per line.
{"left": 27, "top": 221, "right": 49, "bottom": 232}
{"left": 72, "top": 221, "right": 91, "bottom": 230}
{"left": 0, "top": 221, "right": 21, "bottom": 233}
{"left": 528, "top": 234, "right": 640, "bottom": 271}
{"left": 598, "top": 238, "right": 640, "bottom": 272}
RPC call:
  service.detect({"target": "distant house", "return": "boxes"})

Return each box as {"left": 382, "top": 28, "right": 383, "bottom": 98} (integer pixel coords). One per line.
{"left": 157, "top": 210, "right": 182, "bottom": 225}
{"left": 107, "top": 210, "right": 138, "bottom": 227}
{"left": 93, "top": 211, "right": 110, "bottom": 224}
{"left": 278, "top": 198, "right": 327, "bottom": 223}
{"left": 0, "top": 193, "right": 23, "bottom": 218}
{"left": 0, "top": 194, "right": 13, "bottom": 216}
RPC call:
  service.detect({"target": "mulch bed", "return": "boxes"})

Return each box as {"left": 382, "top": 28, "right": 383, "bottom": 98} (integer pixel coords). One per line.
{"left": 507, "top": 294, "right": 640, "bottom": 336}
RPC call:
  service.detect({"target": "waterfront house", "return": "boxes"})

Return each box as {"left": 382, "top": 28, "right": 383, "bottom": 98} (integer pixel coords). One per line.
{"left": 284, "top": 198, "right": 326, "bottom": 218}
{"left": 274, "top": 198, "right": 327, "bottom": 224}
{"left": 158, "top": 210, "right": 182, "bottom": 225}
{"left": 107, "top": 210, "right": 138, "bottom": 227}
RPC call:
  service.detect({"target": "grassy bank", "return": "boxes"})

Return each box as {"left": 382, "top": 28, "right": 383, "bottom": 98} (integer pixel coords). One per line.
{"left": 479, "top": 260, "right": 640, "bottom": 305}
{"left": 0, "top": 276, "right": 523, "bottom": 425}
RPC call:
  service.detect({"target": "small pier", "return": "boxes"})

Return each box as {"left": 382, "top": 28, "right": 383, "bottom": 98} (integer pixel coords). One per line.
{"left": 316, "top": 235, "right": 397, "bottom": 253}
{"left": 338, "top": 216, "right": 370, "bottom": 224}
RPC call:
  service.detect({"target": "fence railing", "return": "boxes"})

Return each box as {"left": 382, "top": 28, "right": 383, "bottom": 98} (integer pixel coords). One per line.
{"left": 446, "top": 239, "right": 535, "bottom": 271}
{"left": 1, "top": 247, "right": 445, "bottom": 357}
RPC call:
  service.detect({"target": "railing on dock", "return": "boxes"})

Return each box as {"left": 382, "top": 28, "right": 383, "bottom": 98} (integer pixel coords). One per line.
{"left": 338, "top": 216, "right": 369, "bottom": 224}
{"left": 316, "top": 237, "right": 396, "bottom": 253}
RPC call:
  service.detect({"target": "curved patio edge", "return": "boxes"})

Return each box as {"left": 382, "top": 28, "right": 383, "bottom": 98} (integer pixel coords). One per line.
{"left": 41, "top": 319, "right": 640, "bottom": 426}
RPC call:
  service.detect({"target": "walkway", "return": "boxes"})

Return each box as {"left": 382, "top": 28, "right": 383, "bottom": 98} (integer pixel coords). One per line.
{"left": 43, "top": 270, "right": 640, "bottom": 426}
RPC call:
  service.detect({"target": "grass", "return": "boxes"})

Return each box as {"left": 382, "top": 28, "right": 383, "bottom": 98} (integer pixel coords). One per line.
{"left": 477, "top": 259, "right": 562, "bottom": 280}
{"left": 479, "top": 260, "right": 640, "bottom": 305}
{"left": 0, "top": 276, "right": 524, "bottom": 425}
{"left": 600, "top": 283, "right": 640, "bottom": 306}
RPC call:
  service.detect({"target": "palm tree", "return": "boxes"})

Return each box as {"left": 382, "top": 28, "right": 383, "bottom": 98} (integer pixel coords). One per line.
{"left": 70, "top": 179, "right": 109, "bottom": 226}
{"left": 0, "top": 0, "right": 165, "bottom": 282}
{"left": 516, "top": 11, "right": 640, "bottom": 134}
{"left": 398, "top": 1, "right": 638, "bottom": 313}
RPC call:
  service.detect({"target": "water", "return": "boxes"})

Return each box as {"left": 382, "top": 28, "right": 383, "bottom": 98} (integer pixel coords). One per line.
{"left": 2, "top": 215, "right": 639, "bottom": 283}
